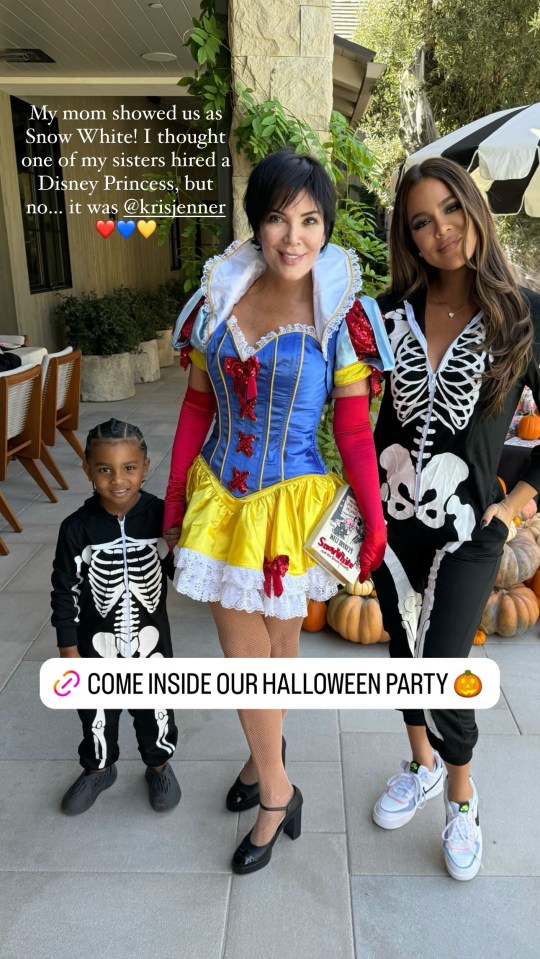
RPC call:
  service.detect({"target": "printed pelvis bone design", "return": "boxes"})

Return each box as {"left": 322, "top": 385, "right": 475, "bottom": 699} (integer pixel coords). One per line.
{"left": 380, "top": 444, "right": 475, "bottom": 544}
{"left": 82, "top": 537, "right": 168, "bottom": 658}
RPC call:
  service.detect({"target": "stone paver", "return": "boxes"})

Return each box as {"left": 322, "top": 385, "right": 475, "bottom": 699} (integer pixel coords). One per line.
{"left": 350, "top": 877, "right": 540, "bottom": 959}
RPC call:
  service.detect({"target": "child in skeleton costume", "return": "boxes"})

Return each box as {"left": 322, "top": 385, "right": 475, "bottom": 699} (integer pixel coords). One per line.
{"left": 51, "top": 419, "right": 181, "bottom": 815}
{"left": 164, "top": 151, "right": 393, "bottom": 874}
{"left": 370, "top": 158, "right": 540, "bottom": 882}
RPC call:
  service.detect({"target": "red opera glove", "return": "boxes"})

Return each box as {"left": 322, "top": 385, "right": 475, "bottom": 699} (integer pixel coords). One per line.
{"left": 163, "top": 386, "right": 216, "bottom": 535}
{"left": 333, "top": 394, "right": 386, "bottom": 582}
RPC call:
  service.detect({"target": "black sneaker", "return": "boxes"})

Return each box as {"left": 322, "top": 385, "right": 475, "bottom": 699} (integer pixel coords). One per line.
{"left": 145, "top": 763, "right": 181, "bottom": 812}
{"left": 61, "top": 765, "right": 117, "bottom": 815}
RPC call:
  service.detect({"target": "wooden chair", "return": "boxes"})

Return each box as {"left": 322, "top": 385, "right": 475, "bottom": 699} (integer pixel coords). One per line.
{"left": 0, "top": 535, "right": 8, "bottom": 555}
{"left": 0, "top": 363, "right": 58, "bottom": 535}
{"left": 40, "top": 348, "right": 84, "bottom": 490}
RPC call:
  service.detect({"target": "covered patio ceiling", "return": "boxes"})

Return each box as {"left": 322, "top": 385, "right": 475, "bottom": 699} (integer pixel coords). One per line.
{"left": 0, "top": 0, "right": 384, "bottom": 121}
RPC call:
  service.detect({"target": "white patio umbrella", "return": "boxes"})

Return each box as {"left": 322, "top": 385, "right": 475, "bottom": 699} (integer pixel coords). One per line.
{"left": 396, "top": 103, "right": 540, "bottom": 216}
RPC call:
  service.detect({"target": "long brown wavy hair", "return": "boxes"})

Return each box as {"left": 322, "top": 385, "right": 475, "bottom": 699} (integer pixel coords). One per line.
{"left": 388, "top": 157, "right": 532, "bottom": 418}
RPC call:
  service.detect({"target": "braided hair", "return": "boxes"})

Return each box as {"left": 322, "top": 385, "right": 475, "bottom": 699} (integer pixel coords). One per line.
{"left": 84, "top": 418, "right": 148, "bottom": 460}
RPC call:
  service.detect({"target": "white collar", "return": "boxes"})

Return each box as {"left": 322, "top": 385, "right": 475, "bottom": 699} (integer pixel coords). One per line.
{"left": 201, "top": 239, "right": 362, "bottom": 359}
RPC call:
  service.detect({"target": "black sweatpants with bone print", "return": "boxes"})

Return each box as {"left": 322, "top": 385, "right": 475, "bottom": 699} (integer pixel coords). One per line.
{"left": 77, "top": 707, "right": 177, "bottom": 770}
{"left": 371, "top": 517, "right": 507, "bottom": 765}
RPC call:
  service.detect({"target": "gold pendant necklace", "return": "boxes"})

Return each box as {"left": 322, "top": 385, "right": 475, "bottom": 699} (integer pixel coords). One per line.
{"left": 429, "top": 287, "right": 470, "bottom": 319}
{"left": 446, "top": 303, "right": 468, "bottom": 319}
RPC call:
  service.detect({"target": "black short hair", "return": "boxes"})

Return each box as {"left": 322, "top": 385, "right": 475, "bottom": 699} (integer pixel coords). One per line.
{"left": 244, "top": 150, "right": 336, "bottom": 249}
{"left": 85, "top": 418, "right": 148, "bottom": 460}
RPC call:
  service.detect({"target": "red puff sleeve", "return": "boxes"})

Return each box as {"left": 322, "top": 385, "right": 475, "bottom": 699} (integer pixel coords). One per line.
{"left": 176, "top": 297, "right": 204, "bottom": 370}
{"left": 345, "top": 299, "right": 385, "bottom": 397}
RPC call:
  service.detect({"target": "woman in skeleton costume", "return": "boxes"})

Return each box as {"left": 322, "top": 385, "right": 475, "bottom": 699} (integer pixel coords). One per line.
{"left": 51, "top": 419, "right": 181, "bottom": 816}
{"left": 371, "top": 158, "right": 540, "bottom": 881}
{"left": 164, "top": 150, "right": 393, "bottom": 874}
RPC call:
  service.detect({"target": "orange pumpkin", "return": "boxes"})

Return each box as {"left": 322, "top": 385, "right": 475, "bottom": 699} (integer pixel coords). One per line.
{"left": 481, "top": 584, "right": 539, "bottom": 636}
{"left": 494, "top": 529, "right": 540, "bottom": 589}
{"left": 525, "top": 567, "right": 540, "bottom": 593}
{"left": 517, "top": 414, "right": 540, "bottom": 440}
{"left": 497, "top": 476, "right": 507, "bottom": 495}
{"left": 327, "top": 591, "right": 389, "bottom": 644}
{"left": 302, "top": 599, "right": 327, "bottom": 632}
{"left": 524, "top": 567, "right": 540, "bottom": 613}
{"left": 472, "top": 627, "right": 486, "bottom": 646}
{"left": 454, "top": 669, "right": 482, "bottom": 698}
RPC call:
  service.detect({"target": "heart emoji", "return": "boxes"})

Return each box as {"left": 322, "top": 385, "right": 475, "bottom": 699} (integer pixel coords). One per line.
{"left": 117, "top": 220, "right": 136, "bottom": 238}
{"left": 137, "top": 220, "right": 157, "bottom": 239}
{"left": 96, "top": 220, "right": 115, "bottom": 238}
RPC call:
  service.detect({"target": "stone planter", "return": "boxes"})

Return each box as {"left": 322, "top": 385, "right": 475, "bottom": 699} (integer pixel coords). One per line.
{"left": 132, "top": 339, "right": 160, "bottom": 383}
{"left": 156, "top": 328, "right": 174, "bottom": 367}
{"left": 81, "top": 353, "right": 135, "bottom": 402}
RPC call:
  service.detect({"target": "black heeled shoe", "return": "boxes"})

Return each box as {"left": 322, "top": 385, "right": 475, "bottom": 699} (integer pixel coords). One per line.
{"left": 231, "top": 785, "right": 303, "bottom": 875}
{"left": 226, "top": 736, "right": 286, "bottom": 812}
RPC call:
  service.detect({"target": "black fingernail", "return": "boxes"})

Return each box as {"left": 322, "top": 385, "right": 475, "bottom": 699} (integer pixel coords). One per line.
{"left": 480, "top": 519, "right": 487, "bottom": 529}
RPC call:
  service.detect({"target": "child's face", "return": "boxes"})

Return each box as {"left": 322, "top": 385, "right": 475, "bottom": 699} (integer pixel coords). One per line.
{"left": 83, "top": 440, "right": 150, "bottom": 516}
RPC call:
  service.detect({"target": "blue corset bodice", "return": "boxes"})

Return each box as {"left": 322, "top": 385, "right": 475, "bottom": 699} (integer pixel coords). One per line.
{"left": 202, "top": 325, "right": 330, "bottom": 496}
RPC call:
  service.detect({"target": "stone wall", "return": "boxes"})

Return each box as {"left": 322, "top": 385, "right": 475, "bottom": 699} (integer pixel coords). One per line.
{"left": 228, "top": 0, "right": 334, "bottom": 238}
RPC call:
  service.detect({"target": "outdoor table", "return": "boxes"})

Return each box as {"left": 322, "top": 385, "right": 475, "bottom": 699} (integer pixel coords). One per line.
{"left": 498, "top": 437, "right": 540, "bottom": 493}
{"left": 9, "top": 346, "right": 48, "bottom": 366}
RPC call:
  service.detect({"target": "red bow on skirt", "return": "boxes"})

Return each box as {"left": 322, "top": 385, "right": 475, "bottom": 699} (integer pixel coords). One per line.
{"left": 263, "top": 555, "right": 290, "bottom": 598}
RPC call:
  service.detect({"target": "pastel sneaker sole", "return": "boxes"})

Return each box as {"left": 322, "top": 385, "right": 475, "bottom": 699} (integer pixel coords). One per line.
{"left": 443, "top": 834, "right": 483, "bottom": 881}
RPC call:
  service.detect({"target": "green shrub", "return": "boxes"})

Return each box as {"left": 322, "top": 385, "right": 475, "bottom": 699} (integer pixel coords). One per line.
{"left": 56, "top": 291, "right": 141, "bottom": 356}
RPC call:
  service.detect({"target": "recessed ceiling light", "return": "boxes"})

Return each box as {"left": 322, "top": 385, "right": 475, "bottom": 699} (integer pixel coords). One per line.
{"left": 148, "top": 3, "right": 163, "bottom": 8}
{"left": 141, "top": 51, "right": 177, "bottom": 62}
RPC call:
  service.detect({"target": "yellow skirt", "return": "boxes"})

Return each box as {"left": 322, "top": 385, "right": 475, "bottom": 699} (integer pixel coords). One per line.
{"left": 172, "top": 456, "right": 344, "bottom": 619}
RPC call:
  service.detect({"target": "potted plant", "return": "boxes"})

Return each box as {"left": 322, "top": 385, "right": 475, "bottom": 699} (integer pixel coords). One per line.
{"left": 56, "top": 291, "right": 138, "bottom": 401}
{"left": 146, "top": 284, "right": 181, "bottom": 368}
{"left": 114, "top": 288, "right": 161, "bottom": 384}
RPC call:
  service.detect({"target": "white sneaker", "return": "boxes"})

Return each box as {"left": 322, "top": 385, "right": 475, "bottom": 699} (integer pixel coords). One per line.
{"left": 373, "top": 753, "right": 444, "bottom": 830}
{"left": 442, "top": 778, "right": 482, "bottom": 881}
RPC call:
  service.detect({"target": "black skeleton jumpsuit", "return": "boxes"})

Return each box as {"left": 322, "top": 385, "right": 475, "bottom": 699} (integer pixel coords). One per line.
{"left": 372, "top": 288, "right": 540, "bottom": 765}
{"left": 51, "top": 490, "right": 178, "bottom": 770}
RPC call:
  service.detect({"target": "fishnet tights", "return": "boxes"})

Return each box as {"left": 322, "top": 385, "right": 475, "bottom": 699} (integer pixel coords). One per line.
{"left": 210, "top": 603, "right": 302, "bottom": 845}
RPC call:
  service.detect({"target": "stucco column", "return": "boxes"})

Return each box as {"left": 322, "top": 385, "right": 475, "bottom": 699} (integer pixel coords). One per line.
{"left": 228, "top": 0, "right": 334, "bottom": 238}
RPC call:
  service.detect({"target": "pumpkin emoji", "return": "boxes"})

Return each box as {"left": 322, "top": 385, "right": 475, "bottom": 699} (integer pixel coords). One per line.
{"left": 454, "top": 669, "right": 482, "bottom": 698}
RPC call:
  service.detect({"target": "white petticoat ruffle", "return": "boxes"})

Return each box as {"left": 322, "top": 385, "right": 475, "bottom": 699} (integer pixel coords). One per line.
{"left": 173, "top": 547, "right": 339, "bottom": 619}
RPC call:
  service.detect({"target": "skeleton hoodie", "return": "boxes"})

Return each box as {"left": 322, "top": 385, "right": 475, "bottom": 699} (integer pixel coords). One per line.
{"left": 375, "top": 287, "right": 540, "bottom": 550}
{"left": 51, "top": 491, "right": 173, "bottom": 658}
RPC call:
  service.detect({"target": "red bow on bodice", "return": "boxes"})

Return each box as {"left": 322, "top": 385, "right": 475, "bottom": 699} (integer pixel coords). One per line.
{"left": 263, "top": 555, "right": 290, "bottom": 598}
{"left": 223, "top": 356, "right": 260, "bottom": 402}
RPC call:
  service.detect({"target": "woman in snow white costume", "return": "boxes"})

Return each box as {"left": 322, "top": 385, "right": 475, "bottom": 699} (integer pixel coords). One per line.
{"left": 163, "top": 150, "right": 393, "bottom": 874}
